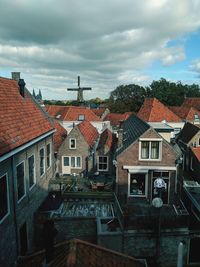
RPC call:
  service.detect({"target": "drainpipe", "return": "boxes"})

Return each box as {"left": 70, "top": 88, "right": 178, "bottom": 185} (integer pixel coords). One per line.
{"left": 177, "top": 241, "right": 184, "bottom": 267}
{"left": 11, "top": 156, "right": 19, "bottom": 257}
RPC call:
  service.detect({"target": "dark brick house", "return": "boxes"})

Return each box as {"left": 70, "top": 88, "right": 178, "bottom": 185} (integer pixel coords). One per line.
{"left": 0, "top": 74, "right": 55, "bottom": 266}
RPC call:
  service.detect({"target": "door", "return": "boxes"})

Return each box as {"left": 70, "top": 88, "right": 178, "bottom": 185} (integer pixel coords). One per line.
{"left": 19, "top": 222, "right": 28, "bottom": 256}
{"left": 189, "top": 237, "right": 200, "bottom": 263}
{"left": 62, "top": 156, "right": 71, "bottom": 174}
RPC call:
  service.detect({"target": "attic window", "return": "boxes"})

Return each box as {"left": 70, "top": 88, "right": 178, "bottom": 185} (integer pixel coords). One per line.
{"left": 194, "top": 114, "right": 199, "bottom": 120}
{"left": 78, "top": 114, "right": 85, "bottom": 121}
{"left": 56, "top": 114, "right": 61, "bottom": 119}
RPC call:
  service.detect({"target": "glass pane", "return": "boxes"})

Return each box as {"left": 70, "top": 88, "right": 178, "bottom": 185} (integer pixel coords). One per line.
{"left": 40, "top": 148, "right": 44, "bottom": 176}
{"left": 141, "top": 141, "right": 149, "bottom": 159}
{"left": 28, "top": 155, "right": 35, "bottom": 188}
{"left": 63, "top": 157, "right": 69, "bottom": 166}
{"left": 77, "top": 157, "right": 81, "bottom": 167}
{"left": 0, "top": 175, "right": 8, "bottom": 220}
{"left": 17, "top": 163, "right": 25, "bottom": 200}
{"left": 130, "top": 173, "right": 146, "bottom": 196}
{"left": 71, "top": 157, "right": 75, "bottom": 167}
{"left": 47, "top": 144, "right": 51, "bottom": 168}
{"left": 151, "top": 141, "right": 159, "bottom": 159}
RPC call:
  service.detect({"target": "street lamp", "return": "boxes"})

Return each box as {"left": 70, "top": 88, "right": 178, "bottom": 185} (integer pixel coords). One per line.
{"left": 152, "top": 178, "right": 166, "bottom": 259}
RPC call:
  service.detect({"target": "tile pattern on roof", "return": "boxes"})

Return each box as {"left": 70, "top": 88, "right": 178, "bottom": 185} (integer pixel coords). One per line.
{"left": 46, "top": 105, "right": 101, "bottom": 121}
{"left": 16, "top": 239, "right": 145, "bottom": 267}
{"left": 137, "top": 98, "right": 182, "bottom": 122}
{"left": 53, "top": 120, "right": 68, "bottom": 152}
{"left": 192, "top": 147, "right": 200, "bottom": 162}
{"left": 169, "top": 106, "right": 200, "bottom": 121}
{"left": 104, "top": 112, "right": 132, "bottom": 126}
{"left": 0, "top": 77, "right": 54, "bottom": 156}
{"left": 116, "top": 114, "right": 150, "bottom": 156}
{"left": 182, "top": 97, "right": 200, "bottom": 110}
{"left": 77, "top": 120, "right": 99, "bottom": 147}
{"left": 92, "top": 108, "right": 107, "bottom": 117}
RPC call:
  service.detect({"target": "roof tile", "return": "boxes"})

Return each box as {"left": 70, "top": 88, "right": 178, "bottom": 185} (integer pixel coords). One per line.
{"left": 77, "top": 121, "right": 99, "bottom": 147}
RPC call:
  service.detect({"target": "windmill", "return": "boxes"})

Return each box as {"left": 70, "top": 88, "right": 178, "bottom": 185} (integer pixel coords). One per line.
{"left": 67, "top": 76, "right": 91, "bottom": 104}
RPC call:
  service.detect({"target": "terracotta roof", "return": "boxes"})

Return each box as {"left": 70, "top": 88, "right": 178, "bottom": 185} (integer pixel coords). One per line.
{"left": 192, "top": 147, "right": 200, "bottom": 162}
{"left": 104, "top": 112, "right": 132, "bottom": 127}
{"left": 46, "top": 105, "right": 101, "bottom": 122}
{"left": 0, "top": 77, "right": 54, "bottom": 157}
{"left": 97, "top": 128, "right": 113, "bottom": 150}
{"left": 78, "top": 121, "right": 99, "bottom": 147}
{"left": 137, "top": 98, "right": 182, "bottom": 122}
{"left": 17, "top": 239, "right": 145, "bottom": 267}
{"left": 169, "top": 106, "right": 200, "bottom": 121}
{"left": 52, "top": 120, "right": 68, "bottom": 152}
{"left": 182, "top": 97, "right": 200, "bottom": 110}
{"left": 92, "top": 108, "right": 109, "bottom": 119}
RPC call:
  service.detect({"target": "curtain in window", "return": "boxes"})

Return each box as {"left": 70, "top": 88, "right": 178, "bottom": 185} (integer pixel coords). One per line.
{"left": 141, "top": 141, "right": 149, "bottom": 158}
{"left": 151, "top": 141, "right": 159, "bottom": 159}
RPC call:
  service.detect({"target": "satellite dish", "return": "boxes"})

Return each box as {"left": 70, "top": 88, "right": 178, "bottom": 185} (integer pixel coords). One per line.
{"left": 152, "top": 197, "right": 163, "bottom": 208}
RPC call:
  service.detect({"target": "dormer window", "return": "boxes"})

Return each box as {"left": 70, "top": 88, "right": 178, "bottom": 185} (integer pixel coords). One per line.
{"left": 78, "top": 114, "right": 85, "bottom": 121}
{"left": 139, "top": 139, "right": 162, "bottom": 161}
{"left": 69, "top": 138, "right": 76, "bottom": 149}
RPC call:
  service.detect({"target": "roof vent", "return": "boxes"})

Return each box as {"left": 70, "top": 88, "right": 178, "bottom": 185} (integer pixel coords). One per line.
{"left": 18, "top": 79, "right": 26, "bottom": 97}
{"left": 12, "top": 72, "right": 20, "bottom": 81}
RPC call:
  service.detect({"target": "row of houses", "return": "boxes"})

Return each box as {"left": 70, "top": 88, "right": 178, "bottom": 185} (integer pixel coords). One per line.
{"left": 1, "top": 73, "right": 200, "bottom": 266}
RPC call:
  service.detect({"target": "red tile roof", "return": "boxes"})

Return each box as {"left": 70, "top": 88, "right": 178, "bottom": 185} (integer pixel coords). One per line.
{"left": 78, "top": 121, "right": 99, "bottom": 147}
{"left": 104, "top": 112, "right": 132, "bottom": 126}
{"left": 0, "top": 77, "right": 54, "bottom": 156}
{"left": 137, "top": 98, "right": 182, "bottom": 122}
{"left": 192, "top": 147, "right": 200, "bottom": 162}
{"left": 169, "top": 106, "right": 200, "bottom": 121}
{"left": 46, "top": 105, "right": 101, "bottom": 122}
{"left": 182, "top": 97, "right": 200, "bottom": 110}
{"left": 92, "top": 108, "right": 108, "bottom": 118}
{"left": 98, "top": 128, "right": 113, "bottom": 150}
{"left": 52, "top": 120, "right": 68, "bottom": 152}
{"left": 17, "top": 239, "right": 145, "bottom": 267}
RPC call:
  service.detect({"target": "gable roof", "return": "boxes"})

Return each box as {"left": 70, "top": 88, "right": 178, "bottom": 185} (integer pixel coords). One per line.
{"left": 104, "top": 112, "right": 132, "bottom": 127}
{"left": 92, "top": 108, "right": 109, "bottom": 118}
{"left": 169, "top": 106, "right": 200, "bottom": 121}
{"left": 77, "top": 120, "right": 99, "bottom": 147}
{"left": 137, "top": 98, "right": 182, "bottom": 122}
{"left": 116, "top": 114, "right": 150, "bottom": 156}
{"left": 182, "top": 97, "right": 200, "bottom": 110}
{"left": 17, "top": 239, "right": 146, "bottom": 267}
{"left": 0, "top": 77, "right": 54, "bottom": 157}
{"left": 46, "top": 105, "right": 101, "bottom": 122}
{"left": 97, "top": 128, "right": 113, "bottom": 151}
{"left": 52, "top": 120, "right": 68, "bottom": 152}
{"left": 192, "top": 147, "right": 200, "bottom": 162}
{"left": 176, "top": 122, "right": 200, "bottom": 144}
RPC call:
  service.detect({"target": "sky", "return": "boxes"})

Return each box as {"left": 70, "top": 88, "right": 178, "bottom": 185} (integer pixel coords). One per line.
{"left": 1, "top": 0, "right": 200, "bottom": 100}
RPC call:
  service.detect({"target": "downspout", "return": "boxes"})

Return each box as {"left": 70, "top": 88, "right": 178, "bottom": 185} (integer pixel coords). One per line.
{"left": 11, "top": 156, "right": 19, "bottom": 257}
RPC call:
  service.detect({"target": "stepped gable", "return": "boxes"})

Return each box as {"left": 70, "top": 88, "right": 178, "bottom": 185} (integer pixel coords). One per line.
{"left": 0, "top": 77, "right": 54, "bottom": 156}
{"left": 77, "top": 120, "right": 99, "bottom": 147}
{"left": 137, "top": 98, "right": 182, "bottom": 122}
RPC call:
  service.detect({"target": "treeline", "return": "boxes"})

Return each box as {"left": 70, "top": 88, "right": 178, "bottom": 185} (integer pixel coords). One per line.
{"left": 44, "top": 78, "right": 200, "bottom": 113}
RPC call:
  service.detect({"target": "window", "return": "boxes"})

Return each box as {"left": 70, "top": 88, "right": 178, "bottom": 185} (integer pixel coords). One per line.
{"left": 40, "top": 148, "right": 45, "bottom": 176}
{"left": 140, "top": 140, "right": 161, "bottom": 160}
{"left": 46, "top": 143, "right": 51, "bottom": 169}
{"left": 152, "top": 171, "right": 169, "bottom": 204}
{"left": 78, "top": 114, "right": 85, "bottom": 121}
{"left": 129, "top": 173, "right": 147, "bottom": 197}
{"left": 98, "top": 156, "right": 108, "bottom": 171}
{"left": 69, "top": 138, "right": 76, "bottom": 149}
{"left": 17, "top": 162, "right": 26, "bottom": 202}
{"left": 28, "top": 155, "right": 35, "bottom": 189}
{"left": 63, "top": 156, "right": 81, "bottom": 168}
{"left": 0, "top": 174, "right": 9, "bottom": 223}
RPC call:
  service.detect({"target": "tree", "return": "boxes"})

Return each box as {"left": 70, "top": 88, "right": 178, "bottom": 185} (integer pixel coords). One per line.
{"left": 108, "top": 84, "right": 146, "bottom": 113}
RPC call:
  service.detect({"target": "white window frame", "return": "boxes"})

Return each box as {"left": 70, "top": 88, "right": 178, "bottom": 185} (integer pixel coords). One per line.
{"left": 69, "top": 138, "right": 76, "bottom": 149}
{"left": 78, "top": 114, "right": 85, "bottom": 121}
{"left": 97, "top": 156, "right": 109, "bottom": 172}
{"left": 16, "top": 161, "right": 26, "bottom": 203}
{"left": 0, "top": 173, "right": 10, "bottom": 224}
{"left": 139, "top": 138, "right": 162, "bottom": 161}
{"left": 28, "top": 154, "right": 36, "bottom": 190}
{"left": 46, "top": 143, "right": 51, "bottom": 169}
{"left": 128, "top": 172, "right": 148, "bottom": 197}
{"left": 63, "top": 156, "right": 82, "bottom": 169}
{"left": 39, "top": 147, "right": 45, "bottom": 177}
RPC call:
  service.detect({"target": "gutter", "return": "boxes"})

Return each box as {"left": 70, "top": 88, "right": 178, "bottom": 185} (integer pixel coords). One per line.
{"left": 0, "top": 129, "right": 55, "bottom": 163}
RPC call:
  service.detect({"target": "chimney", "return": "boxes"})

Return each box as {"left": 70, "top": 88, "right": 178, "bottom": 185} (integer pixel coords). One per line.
{"left": 12, "top": 72, "right": 21, "bottom": 81}
{"left": 18, "top": 79, "right": 26, "bottom": 97}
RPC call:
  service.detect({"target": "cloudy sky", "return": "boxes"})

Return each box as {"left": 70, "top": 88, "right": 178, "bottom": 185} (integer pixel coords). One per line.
{"left": 1, "top": 0, "right": 200, "bottom": 100}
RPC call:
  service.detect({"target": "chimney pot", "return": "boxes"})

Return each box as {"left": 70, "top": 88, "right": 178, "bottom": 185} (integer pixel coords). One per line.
{"left": 12, "top": 72, "right": 21, "bottom": 81}
{"left": 18, "top": 79, "right": 26, "bottom": 97}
